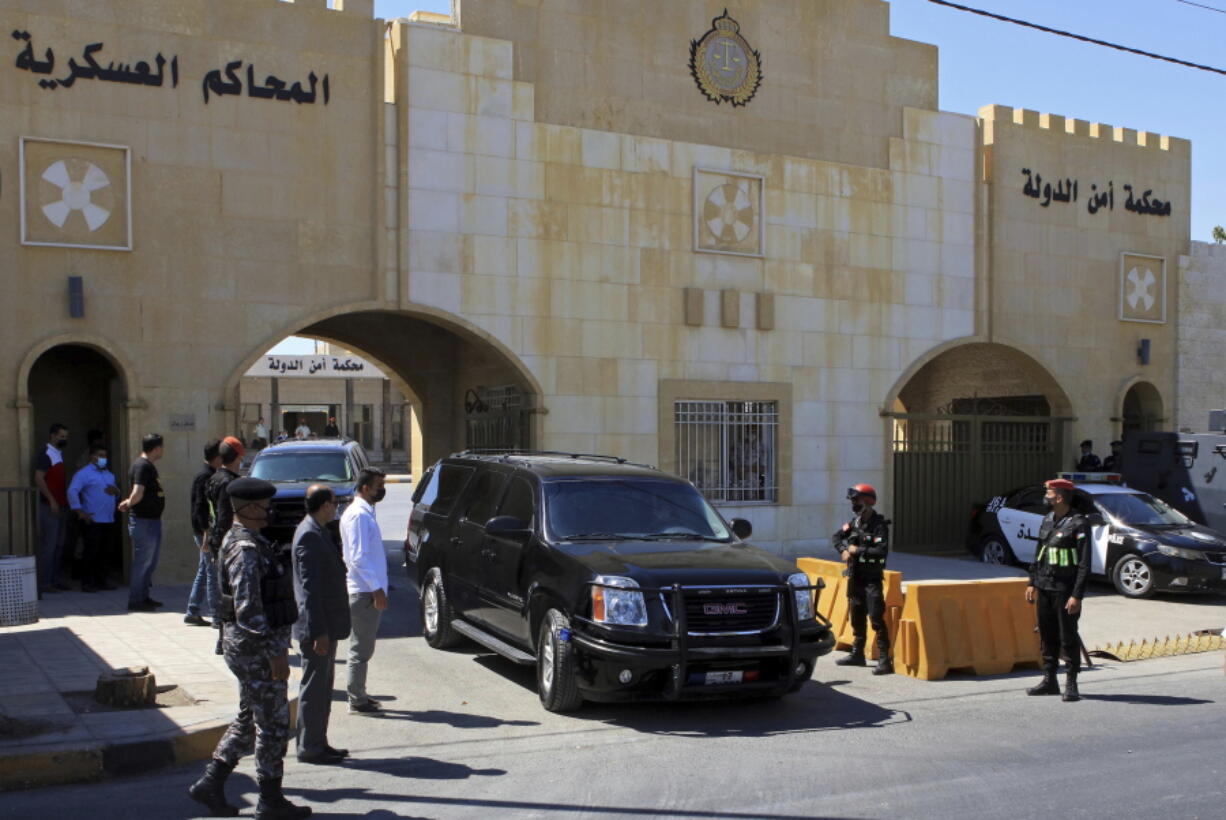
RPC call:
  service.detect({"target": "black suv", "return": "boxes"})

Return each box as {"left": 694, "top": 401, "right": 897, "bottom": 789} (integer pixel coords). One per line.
{"left": 248, "top": 439, "right": 370, "bottom": 542}
{"left": 405, "top": 451, "right": 834, "bottom": 711}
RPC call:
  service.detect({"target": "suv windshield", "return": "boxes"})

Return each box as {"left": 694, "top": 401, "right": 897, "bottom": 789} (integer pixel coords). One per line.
{"left": 250, "top": 452, "right": 352, "bottom": 483}
{"left": 1094, "top": 493, "right": 1191, "bottom": 527}
{"left": 544, "top": 478, "right": 731, "bottom": 542}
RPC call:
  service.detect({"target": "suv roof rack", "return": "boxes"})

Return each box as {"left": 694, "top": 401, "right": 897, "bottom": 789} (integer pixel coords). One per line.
{"left": 453, "top": 449, "right": 659, "bottom": 471}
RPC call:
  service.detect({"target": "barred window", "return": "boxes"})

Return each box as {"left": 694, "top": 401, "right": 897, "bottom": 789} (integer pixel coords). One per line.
{"left": 675, "top": 400, "right": 778, "bottom": 504}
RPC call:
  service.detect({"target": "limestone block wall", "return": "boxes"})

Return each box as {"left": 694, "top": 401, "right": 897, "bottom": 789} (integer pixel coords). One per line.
{"left": 981, "top": 105, "right": 1191, "bottom": 448}
{"left": 397, "top": 20, "right": 977, "bottom": 551}
{"left": 1177, "top": 242, "right": 1226, "bottom": 432}
{"left": 1, "top": 0, "right": 383, "bottom": 581}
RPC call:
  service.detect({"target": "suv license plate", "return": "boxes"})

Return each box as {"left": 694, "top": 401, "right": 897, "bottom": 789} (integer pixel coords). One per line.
{"left": 704, "top": 670, "right": 743, "bottom": 685}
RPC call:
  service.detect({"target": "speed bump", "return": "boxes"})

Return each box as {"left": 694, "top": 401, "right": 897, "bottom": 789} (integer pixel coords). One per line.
{"left": 796, "top": 558, "right": 903, "bottom": 661}
{"left": 894, "top": 578, "right": 1041, "bottom": 680}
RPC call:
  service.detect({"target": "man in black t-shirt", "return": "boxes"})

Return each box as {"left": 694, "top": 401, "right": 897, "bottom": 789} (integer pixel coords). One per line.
{"left": 118, "top": 434, "right": 167, "bottom": 612}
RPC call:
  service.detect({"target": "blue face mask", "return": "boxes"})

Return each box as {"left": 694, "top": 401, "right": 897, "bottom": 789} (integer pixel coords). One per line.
{"left": 96, "top": 457, "right": 108, "bottom": 469}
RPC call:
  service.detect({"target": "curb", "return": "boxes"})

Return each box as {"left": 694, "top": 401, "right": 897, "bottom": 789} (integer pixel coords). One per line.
{"left": 384, "top": 475, "right": 413, "bottom": 484}
{"left": 0, "top": 700, "right": 297, "bottom": 792}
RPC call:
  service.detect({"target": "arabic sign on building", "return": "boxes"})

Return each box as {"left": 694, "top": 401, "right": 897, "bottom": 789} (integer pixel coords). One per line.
{"left": 246, "top": 354, "right": 384, "bottom": 379}
{"left": 10, "top": 31, "right": 330, "bottom": 106}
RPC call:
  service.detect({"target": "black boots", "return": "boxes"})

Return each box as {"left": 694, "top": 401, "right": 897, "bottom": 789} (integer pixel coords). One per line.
{"left": 835, "top": 649, "right": 866, "bottom": 667}
{"left": 1027, "top": 668, "right": 1061, "bottom": 696}
{"left": 872, "top": 656, "right": 893, "bottom": 675}
{"left": 188, "top": 758, "right": 239, "bottom": 817}
{"left": 255, "top": 776, "right": 312, "bottom": 820}
{"left": 1062, "top": 673, "right": 1080, "bottom": 702}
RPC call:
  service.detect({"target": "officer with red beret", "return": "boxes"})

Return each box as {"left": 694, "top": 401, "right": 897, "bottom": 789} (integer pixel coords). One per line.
{"left": 833, "top": 483, "right": 893, "bottom": 675}
{"left": 1025, "top": 478, "right": 1092, "bottom": 702}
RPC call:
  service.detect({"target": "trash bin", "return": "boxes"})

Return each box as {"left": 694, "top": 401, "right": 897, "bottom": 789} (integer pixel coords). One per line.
{"left": 0, "top": 555, "right": 38, "bottom": 626}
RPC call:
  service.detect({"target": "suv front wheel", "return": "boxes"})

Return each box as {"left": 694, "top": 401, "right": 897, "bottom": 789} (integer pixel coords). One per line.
{"left": 422, "top": 568, "right": 463, "bottom": 648}
{"left": 537, "top": 609, "right": 583, "bottom": 713}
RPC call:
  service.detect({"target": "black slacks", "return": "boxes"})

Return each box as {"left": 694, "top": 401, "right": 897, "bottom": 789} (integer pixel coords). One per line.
{"left": 296, "top": 638, "right": 338, "bottom": 756}
{"left": 847, "top": 575, "right": 889, "bottom": 655}
{"left": 81, "top": 521, "right": 113, "bottom": 587}
{"left": 1036, "top": 587, "right": 1081, "bottom": 674}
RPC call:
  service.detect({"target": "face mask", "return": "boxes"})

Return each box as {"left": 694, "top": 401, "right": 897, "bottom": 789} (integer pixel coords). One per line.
{"left": 242, "top": 504, "right": 270, "bottom": 526}
{"left": 55, "top": 438, "right": 68, "bottom": 450}
{"left": 373, "top": 487, "right": 386, "bottom": 504}
{"left": 96, "top": 457, "right": 108, "bottom": 469}
{"left": 851, "top": 503, "right": 864, "bottom": 514}
{"left": 1043, "top": 497, "right": 1055, "bottom": 509}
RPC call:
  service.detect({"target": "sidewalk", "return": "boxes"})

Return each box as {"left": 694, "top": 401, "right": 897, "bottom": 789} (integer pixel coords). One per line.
{"left": 0, "top": 584, "right": 298, "bottom": 791}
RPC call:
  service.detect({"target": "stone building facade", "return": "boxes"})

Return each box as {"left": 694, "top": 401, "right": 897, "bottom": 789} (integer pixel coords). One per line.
{"left": 1, "top": 0, "right": 1211, "bottom": 581}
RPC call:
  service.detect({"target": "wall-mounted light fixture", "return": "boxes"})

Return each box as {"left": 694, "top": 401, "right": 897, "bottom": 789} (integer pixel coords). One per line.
{"left": 1137, "top": 338, "right": 1150, "bottom": 366}
{"left": 68, "top": 275, "right": 84, "bottom": 318}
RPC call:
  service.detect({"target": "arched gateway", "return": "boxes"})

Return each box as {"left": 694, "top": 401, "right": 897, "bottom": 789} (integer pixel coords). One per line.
{"left": 886, "top": 342, "right": 1074, "bottom": 552}
{"left": 225, "top": 307, "right": 542, "bottom": 480}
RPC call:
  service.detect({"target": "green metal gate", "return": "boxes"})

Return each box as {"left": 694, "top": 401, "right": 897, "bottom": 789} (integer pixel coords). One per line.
{"left": 464, "top": 385, "right": 533, "bottom": 451}
{"left": 890, "top": 412, "right": 1067, "bottom": 552}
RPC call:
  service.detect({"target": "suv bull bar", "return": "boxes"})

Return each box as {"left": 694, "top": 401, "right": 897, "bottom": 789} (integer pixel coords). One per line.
{"left": 570, "top": 580, "right": 834, "bottom": 699}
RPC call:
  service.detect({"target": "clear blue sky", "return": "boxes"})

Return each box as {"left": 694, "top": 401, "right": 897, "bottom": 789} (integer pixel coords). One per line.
{"left": 372, "top": 0, "right": 1223, "bottom": 244}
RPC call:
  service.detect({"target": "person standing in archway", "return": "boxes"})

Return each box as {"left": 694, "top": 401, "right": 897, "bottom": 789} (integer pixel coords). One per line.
{"left": 33, "top": 423, "right": 72, "bottom": 594}
{"left": 294, "top": 417, "right": 312, "bottom": 440}
{"left": 323, "top": 417, "right": 340, "bottom": 438}
{"left": 118, "top": 434, "right": 166, "bottom": 612}
{"left": 253, "top": 417, "right": 269, "bottom": 450}
{"left": 1075, "top": 439, "right": 1101, "bottom": 472}
{"left": 66, "top": 441, "right": 119, "bottom": 592}
{"left": 1103, "top": 440, "right": 1123, "bottom": 472}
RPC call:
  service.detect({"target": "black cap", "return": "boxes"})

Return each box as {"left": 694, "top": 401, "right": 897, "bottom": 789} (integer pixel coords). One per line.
{"left": 227, "top": 477, "right": 277, "bottom": 502}
{"left": 1080, "top": 439, "right": 1093, "bottom": 448}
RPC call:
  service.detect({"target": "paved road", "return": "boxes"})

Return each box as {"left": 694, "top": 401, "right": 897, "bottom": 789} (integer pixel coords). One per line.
{"left": 7, "top": 484, "right": 1223, "bottom": 819}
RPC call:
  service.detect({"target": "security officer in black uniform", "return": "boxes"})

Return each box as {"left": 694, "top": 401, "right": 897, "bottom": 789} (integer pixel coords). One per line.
{"left": 189, "top": 477, "right": 311, "bottom": 820}
{"left": 832, "top": 483, "right": 892, "bottom": 675}
{"left": 1025, "top": 477, "right": 1092, "bottom": 703}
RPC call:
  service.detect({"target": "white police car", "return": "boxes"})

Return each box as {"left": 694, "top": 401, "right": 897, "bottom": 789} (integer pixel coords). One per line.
{"left": 968, "top": 473, "right": 1226, "bottom": 598}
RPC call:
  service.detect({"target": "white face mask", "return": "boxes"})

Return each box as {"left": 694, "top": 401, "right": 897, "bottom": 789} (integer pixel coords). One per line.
{"left": 96, "top": 457, "right": 108, "bottom": 469}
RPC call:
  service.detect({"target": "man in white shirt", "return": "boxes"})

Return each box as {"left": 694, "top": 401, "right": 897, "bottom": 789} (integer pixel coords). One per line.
{"left": 340, "top": 467, "right": 388, "bottom": 714}
{"left": 294, "top": 418, "right": 312, "bottom": 440}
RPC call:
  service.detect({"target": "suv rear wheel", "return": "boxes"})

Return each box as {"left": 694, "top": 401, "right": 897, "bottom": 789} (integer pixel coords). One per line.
{"left": 537, "top": 609, "right": 583, "bottom": 712}
{"left": 422, "top": 568, "right": 463, "bottom": 648}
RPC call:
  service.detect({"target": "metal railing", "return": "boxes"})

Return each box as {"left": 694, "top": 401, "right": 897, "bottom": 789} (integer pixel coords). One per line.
{"left": 675, "top": 400, "right": 779, "bottom": 504}
{"left": 0, "top": 487, "right": 39, "bottom": 557}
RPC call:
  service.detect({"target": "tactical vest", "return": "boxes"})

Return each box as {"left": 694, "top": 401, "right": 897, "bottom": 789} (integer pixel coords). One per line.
{"left": 841, "top": 514, "right": 889, "bottom": 576}
{"left": 218, "top": 538, "right": 298, "bottom": 629}
{"left": 1034, "top": 512, "right": 1088, "bottom": 581}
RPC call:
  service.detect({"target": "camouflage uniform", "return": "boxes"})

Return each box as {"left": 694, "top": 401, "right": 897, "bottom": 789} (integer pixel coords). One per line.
{"left": 212, "top": 522, "right": 294, "bottom": 780}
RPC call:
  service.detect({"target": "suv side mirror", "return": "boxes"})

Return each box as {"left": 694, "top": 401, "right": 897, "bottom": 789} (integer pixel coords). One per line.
{"left": 730, "top": 518, "right": 752, "bottom": 540}
{"left": 485, "top": 515, "right": 531, "bottom": 540}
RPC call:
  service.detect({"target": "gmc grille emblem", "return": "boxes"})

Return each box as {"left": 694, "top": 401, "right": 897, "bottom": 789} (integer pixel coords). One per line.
{"left": 703, "top": 602, "right": 748, "bottom": 616}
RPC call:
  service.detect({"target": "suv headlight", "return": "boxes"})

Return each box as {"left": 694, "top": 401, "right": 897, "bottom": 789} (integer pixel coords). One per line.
{"left": 591, "top": 576, "right": 648, "bottom": 627}
{"left": 1158, "top": 544, "right": 1206, "bottom": 561}
{"left": 787, "top": 572, "right": 816, "bottom": 620}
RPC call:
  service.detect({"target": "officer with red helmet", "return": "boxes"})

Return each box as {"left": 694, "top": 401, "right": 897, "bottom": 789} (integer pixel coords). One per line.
{"left": 1025, "top": 477, "right": 1092, "bottom": 702}
{"left": 832, "top": 483, "right": 892, "bottom": 674}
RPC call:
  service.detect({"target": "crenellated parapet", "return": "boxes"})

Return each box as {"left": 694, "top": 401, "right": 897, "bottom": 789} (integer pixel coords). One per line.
{"left": 979, "top": 104, "right": 1190, "bottom": 157}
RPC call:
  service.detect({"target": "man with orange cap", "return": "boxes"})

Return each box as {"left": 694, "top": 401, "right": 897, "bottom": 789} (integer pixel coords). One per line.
{"left": 1025, "top": 477, "right": 1092, "bottom": 702}
{"left": 832, "top": 483, "right": 892, "bottom": 674}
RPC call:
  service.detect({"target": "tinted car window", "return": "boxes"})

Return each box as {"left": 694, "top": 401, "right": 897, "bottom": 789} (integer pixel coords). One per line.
{"left": 251, "top": 453, "right": 352, "bottom": 482}
{"left": 499, "top": 476, "right": 537, "bottom": 525}
{"left": 1095, "top": 493, "right": 1192, "bottom": 526}
{"left": 417, "top": 464, "right": 476, "bottom": 516}
{"left": 1014, "top": 489, "right": 1047, "bottom": 514}
{"left": 461, "top": 471, "right": 506, "bottom": 525}
{"left": 544, "top": 479, "right": 731, "bottom": 541}
{"left": 411, "top": 467, "right": 435, "bottom": 504}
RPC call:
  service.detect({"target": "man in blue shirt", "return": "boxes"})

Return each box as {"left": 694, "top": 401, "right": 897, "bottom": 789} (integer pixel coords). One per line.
{"left": 67, "top": 442, "right": 119, "bottom": 592}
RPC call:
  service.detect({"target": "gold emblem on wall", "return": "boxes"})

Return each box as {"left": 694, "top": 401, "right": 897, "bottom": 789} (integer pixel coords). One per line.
{"left": 1119, "top": 253, "right": 1166, "bottom": 323}
{"left": 20, "top": 137, "right": 132, "bottom": 250}
{"left": 694, "top": 168, "right": 764, "bottom": 257}
{"left": 689, "top": 10, "right": 762, "bottom": 107}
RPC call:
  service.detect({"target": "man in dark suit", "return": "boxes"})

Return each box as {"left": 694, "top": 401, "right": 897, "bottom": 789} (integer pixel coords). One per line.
{"left": 292, "top": 484, "right": 352, "bottom": 764}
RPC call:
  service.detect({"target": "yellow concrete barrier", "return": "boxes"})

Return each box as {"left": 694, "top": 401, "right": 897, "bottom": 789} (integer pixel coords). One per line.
{"left": 894, "top": 578, "right": 1041, "bottom": 680}
{"left": 796, "top": 558, "right": 903, "bottom": 661}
